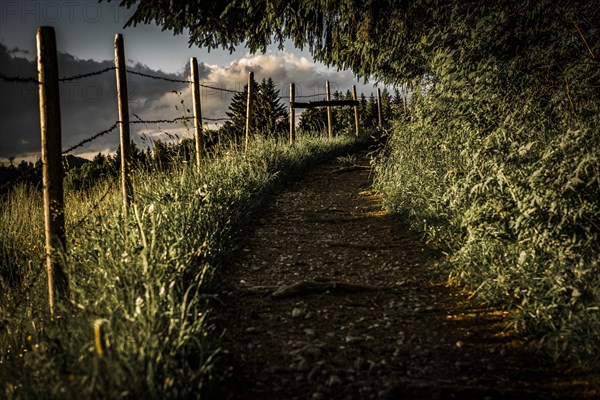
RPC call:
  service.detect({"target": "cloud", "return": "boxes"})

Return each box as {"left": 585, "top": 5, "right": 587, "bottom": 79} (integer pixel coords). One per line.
{"left": 1, "top": 43, "right": 377, "bottom": 161}
{"left": 0, "top": 41, "right": 207, "bottom": 160}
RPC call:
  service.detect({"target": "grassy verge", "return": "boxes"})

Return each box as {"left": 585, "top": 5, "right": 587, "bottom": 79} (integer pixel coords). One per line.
{"left": 0, "top": 133, "right": 361, "bottom": 399}
{"left": 374, "top": 90, "right": 600, "bottom": 367}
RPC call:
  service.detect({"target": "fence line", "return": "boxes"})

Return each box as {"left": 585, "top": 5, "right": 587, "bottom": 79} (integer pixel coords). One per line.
{"left": 3, "top": 26, "right": 369, "bottom": 316}
{"left": 126, "top": 69, "right": 243, "bottom": 94}
{"left": 131, "top": 115, "right": 194, "bottom": 125}
{"left": 62, "top": 121, "right": 120, "bottom": 155}
{"left": 191, "top": 57, "right": 204, "bottom": 170}
{"left": 199, "top": 83, "right": 241, "bottom": 94}
{"left": 127, "top": 69, "right": 190, "bottom": 84}
{"left": 58, "top": 67, "right": 116, "bottom": 82}
{"left": 115, "top": 33, "right": 134, "bottom": 214}
{"left": 203, "top": 116, "right": 230, "bottom": 122}
{"left": 288, "top": 80, "right": 362, "bottom": 142}
{"left": 37, "top": 26, "right": 68, "bottom": 317}
{"left": 245, "top": 71, "right": 254, "bottom": 152}
{"left": 0, "top": 73, "right": 39, "bottom": 83}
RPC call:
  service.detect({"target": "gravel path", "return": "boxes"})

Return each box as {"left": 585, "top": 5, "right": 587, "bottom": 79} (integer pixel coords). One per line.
{"left": 215, "top": 150, "right": 598, "bottom": 400}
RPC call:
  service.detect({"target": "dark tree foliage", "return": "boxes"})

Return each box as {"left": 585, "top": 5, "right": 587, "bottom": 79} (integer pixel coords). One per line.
{"left": 220, "top": 77, "right": 288, "bottom": 142}
{"left": 104, "top": 0, "right": 431, "bottom": 82}
{"left": 298, "top": 90, "right": 385, "bottom": 134}
{"left": 105, "top": 0, "right": 598, "bottom": 90}
{"left": 298, "top": 106, "right": 327, "bottom": 133}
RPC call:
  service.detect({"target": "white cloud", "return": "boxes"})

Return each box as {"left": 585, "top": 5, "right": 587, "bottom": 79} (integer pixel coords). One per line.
{"left": 1, "top": 44, "right": 382, "bottom": 162}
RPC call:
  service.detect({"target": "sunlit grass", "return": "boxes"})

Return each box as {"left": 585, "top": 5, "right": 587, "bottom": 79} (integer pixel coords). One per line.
{"left": 374, "top": 89, "right": 600, "bottom": 367}
{"left": 0, "top": 133, "right": 360, "bottom": 399}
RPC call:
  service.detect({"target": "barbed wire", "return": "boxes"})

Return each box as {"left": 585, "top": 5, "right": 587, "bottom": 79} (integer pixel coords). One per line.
{"left": 126, "top": 70, "right": 243, "bottom": 94}
{"left": 0, "top": 73, "right": 39, "bottom": 84}
{"left": 279, "top": 93, "right": 326, "bottom": 100}
{"left": 62, "top": 121, "right": 120, "bottom": 155}
{"left": 127, "top": 70, "right": 191, "bottom": 84}
{"left": 203, "top": 116, "right": 230, "bottom": 122}
{"left": 58, "top": 67, "right": 116, "bottom": 82}
{"left": 199, "top": 83, "right": 241, "bottom": 94}
{"left": 131, "top": 114, "right": 194, "bottom": 125}
{"left": 297, "top": 93, "right": 326, "bottom": 99}
{"left": 1, "top": 66, "right": 116, "bottom": 84}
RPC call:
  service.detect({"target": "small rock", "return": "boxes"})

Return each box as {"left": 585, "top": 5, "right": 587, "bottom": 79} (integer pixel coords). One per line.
{"left": 312, "top": 392, "right": 326, "bottom": 400}
{"left": 308, "top": 361, "right": 325, "bottom": 380}
{"left": 304, "top": 328, "right": 316, "bottom": 336}
{"left": 345, "top": 335, "right": 363, "bottom": 344}
{"left": 292, "top": 308, "right": 306, "bottom": 318}
{"left": 289, "top": 356, "right": 310, "bottom": 372}
{"left": 327, "top": 375, "right": 342, "bottom": 387}
{"left": 305, "top": 346, "right": 322, "bottom": 358}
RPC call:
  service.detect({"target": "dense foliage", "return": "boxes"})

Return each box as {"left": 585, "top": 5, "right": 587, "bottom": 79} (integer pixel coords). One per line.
{"left": 374, "top": 2, "right": 600, "bottom": 364}
{"left": 105, "top": 0, "right": 429, "bottom": 81}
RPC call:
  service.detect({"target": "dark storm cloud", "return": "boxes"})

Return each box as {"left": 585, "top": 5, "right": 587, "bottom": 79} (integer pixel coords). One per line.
{"left": 0, "top": 42, "right": 211, "bottom": 159}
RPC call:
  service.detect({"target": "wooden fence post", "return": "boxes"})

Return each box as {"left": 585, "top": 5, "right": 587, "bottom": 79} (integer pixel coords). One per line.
{"left": 352, "top": 85, "right": 360, "bottom": 137}
{"left": 114, "top": 33, "right": 133, "bottom": 213}
{"left": 37, "top": 26, "right": 69, "bottom": 316}
{"left": 377, "top": 87, "right": 383, "bottom": 128}
{"left": 289, "top": 82, "right": 295, "bottom": 145}
{"left": 245, "top": 71, "right": 254, "bottom": 152}
{"left": 326, "top": 80, "right": 333, "bottom": 138}
{"left": 190, "top": 57, "right": 203, "bottom": 171}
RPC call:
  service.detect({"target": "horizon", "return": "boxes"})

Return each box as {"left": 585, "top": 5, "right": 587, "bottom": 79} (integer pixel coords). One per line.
{"left": 0, "top": 0, "right": 390, "bottom": 164}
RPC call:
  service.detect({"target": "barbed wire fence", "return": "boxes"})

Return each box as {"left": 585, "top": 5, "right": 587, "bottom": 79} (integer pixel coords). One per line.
{"left": 1, "top": 26, "right": 371, "bottom": 316}
{"left": 0, "top": 28, "right": 241, "bottom": 315}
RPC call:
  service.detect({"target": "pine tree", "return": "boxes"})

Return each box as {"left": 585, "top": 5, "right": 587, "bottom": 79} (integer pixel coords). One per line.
{"left": 221, "top": 77, "right": 287, "bottom": 143}
{"left": 255, "top": 77, "right": 288, "bottom": 139}
{"left": 298, "top": 107, "right": 327, "bottom": 133}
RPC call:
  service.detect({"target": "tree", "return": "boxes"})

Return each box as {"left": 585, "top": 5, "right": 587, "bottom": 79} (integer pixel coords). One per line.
{"left": 255, "top": 77, "right": 288, "bottom": 138}
{"left": 221, "top": 77, "right": 288, "bottom": 143}
{"left": 105, "top": 0, "right": 434, "bottom": 83}
{"left": 298, "top": 106, "right": 327, "bottom": 133}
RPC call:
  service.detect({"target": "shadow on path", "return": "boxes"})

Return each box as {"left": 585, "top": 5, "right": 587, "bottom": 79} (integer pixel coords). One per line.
{"left": 215, "top": 151, "right": 599, "bottom": 400}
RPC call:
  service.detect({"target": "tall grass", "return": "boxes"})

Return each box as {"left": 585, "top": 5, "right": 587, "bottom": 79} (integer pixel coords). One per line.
{"left": 373, "top": 0, "right": 600, "bottom": 368}
{"left": 375, "top": 86, "right": 600, "bottom": 367}
{"left": 0, "top": 134, "right": 358, "bottom": 399}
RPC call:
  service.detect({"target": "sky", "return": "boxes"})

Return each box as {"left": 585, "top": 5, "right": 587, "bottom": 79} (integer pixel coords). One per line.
{"left": 0, "top": 0, "right": 386, "bottom": 163}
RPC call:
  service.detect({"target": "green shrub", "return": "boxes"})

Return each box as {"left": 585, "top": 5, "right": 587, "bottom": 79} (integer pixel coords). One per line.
{"left": 375, "top": 1, "right": 600, "bottom": 366}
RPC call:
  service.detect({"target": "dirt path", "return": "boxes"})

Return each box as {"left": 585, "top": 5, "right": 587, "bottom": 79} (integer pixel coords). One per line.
{"left": 215, "top": 151, "right": 598, "bottom": 400}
